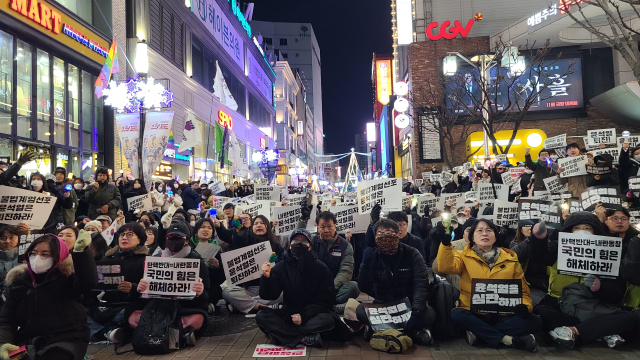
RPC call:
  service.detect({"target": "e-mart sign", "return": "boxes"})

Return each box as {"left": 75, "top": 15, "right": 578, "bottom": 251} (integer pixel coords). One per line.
{"left": 4, "top": 0, "right": 111, "bottom": 64}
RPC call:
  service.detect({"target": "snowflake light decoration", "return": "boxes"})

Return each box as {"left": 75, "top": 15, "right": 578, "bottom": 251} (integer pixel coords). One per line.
{"left": 103, "top": 77, "right": 174, "bottom": 113}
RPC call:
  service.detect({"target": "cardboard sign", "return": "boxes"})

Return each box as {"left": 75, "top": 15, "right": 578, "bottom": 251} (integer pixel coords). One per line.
{"left": 477, "top": 183, "right": 508, "bottom": 204}
{"left": 438, "top": 193, "right": 464, "bottom": 210}
{"left": 465, "top": 191, "right": 477, "bottom": 201}
{"left": 273, "top": 207, "right": 302, "bottom": 235}
{"left": 544, "top": 134, "right": 567, "bottom": 150}
{"left": 618, "top": 136, "right": 640, "bottom": 148}
{"left": 629, "top": 177, "right": 640, "bottom": 191}
{"left": 208, "top": 180, "right": 226, "bottom": 194}
{"left": 558, "top": 155, "right": 588, "bottom": 178}
{"left": 592, "top": 148, "right": 619, "bottom": 165}
{"left": 579, "top": 186, "right": 621, "bottom": 212}
{"left": 587, "top": 128, "right": 616, "bottom": 145}
{"left": 416, "top": 194, "right": 439, "bottom": 215}
{"left": 557, "top": 232, "right": 622, "bottom": 278}
{"left": 221, "top": 241, "right": 272, "bottom": 286}
{"left": 210, "top": 196, "right": 233, "bottom": 210}
{"left": 471, "top": 279, "right": 523, "bottom": 315}
{"left": 94, "top": 259, "right": 124, "bottom": 291}
{"left": 501, "top": 171, "right": 518, "bottom": 187}
{"left": 364, "top": 297, "right": 412, "bottom": 331}
{"left": 518, "top": 199, "right": 561, "bottom": 229}
{"left": 494, "top": 200, "right": 519, "bottom": 227}
{"left": 0, "top": 186, "right": 56, "bottom": 229}
{"left": 236, "top": 201, "right": 271, "bottom": 220}
{"left": 194, "top": 242, "right": 221, "bottom": 262}
{"left": 142, "top": 257, "right": 201, "bottom": 300}
{"left": 127, "top": 193, "right": 153, "bottom": 211}
{"left": 255, "top": 185, "right": 281, "bottom": 201}
{"left": 543, "top": 176, "right": 569, "bottom": 194}
{"left": 332, "top": 205, "right": 369, "bottom": 234}
{"left": 253, "top": 345, "right": 306, "bottom": 357}
{"left": 357, "top": 178, "right": 403, "bottom": 214}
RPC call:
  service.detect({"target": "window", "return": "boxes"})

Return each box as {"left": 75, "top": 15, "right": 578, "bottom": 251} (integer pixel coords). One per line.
{"left": 248, "top": 92, "right": 272, "bottom": 129}
{"left": 295, "top": 38, "right": 299, "bottom": 43}
{"left": 0, "top": 32, "right": 12, "bottom": 136}
{"left": 68, "top": 65, "right": 80, "bottom": 148}
{"left": 296, "top": 53, "right": 299, "bottom": 58}
{"left": 149, "top": 0, "right": 183, "bottom": 69}
{"left": 16, "top": 40, "right": 31, "bottom": 139}
{"left": 82, "top": 71, "right": 93, "bottom": 150}
{"left": 280, "top": 38, "right": 287, "bottom": 46}
{"left": 264, "top": 38, "right": 272, "bottom": 46}
{"left": 192, "top": 36, "right": 204, "bottom": 86}
{"left": 53, "top": 57, "right": 65, "bottom": 145}
{"left": 282, "top": 53, "right": 288, "bottom": 59}
{"left": 36, "top": 50, "right": 50, "bottom": 142}
{"left": 56, "top": 0, "right": 113, "bottom": 37}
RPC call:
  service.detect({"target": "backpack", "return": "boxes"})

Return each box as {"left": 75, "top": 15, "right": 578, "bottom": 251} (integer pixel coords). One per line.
{"left": 429, "top": 276, "right": 460, "bottom": 339}
{"left": 369, "top": 329, "right": 413, "bottom": 353}
{"left": 131, "top": 299, "right": 182, "bottom": 355}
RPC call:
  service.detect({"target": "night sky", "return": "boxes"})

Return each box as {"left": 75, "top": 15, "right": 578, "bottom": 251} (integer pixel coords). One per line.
{"left": 252, "top": 0, "right": 393, "bottom": 165}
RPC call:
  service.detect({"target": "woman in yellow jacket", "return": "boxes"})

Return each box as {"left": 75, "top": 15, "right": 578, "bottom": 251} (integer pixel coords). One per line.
{"left": 436, "top": 219, "right": 542, "bottom": 352}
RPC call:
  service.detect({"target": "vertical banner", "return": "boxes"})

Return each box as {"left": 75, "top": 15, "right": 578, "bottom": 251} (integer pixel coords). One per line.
{"left": 115, "top": 113, "right": 141, "bottom": 178}
{"left": 142, "top": 111, "right": 174, "bottom": 191}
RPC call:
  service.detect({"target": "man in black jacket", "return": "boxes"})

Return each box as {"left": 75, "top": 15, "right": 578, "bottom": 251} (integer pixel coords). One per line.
{"left": 181, "top": 182, "right": 202, "bottom": 211}
{"left": 256, "top": 229, "right": 336, "bottom": 348}
{"left": 373, "top": 210, "right": 426, "bottom": 261}
{"left": 358, "top": 219, "right": 435, "bottom": 345}
{"left": 525, "top": 147, "right": 556, "bottom": 193}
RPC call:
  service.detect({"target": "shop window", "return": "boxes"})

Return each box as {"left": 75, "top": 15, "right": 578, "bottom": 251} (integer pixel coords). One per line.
{"left": 56, "top": 0, "right": 113, "bottom": 38}
{"left": 82, "top": 71, "right": 93, "bottom": 150}
{"left": 280, "top": 39, "right": 287, "bottom": 46}
{"left": 68, "top": 65, "right": 80, "bottom": 148}
{"left": 0, "top": 138, "right": 12, "bottom": 163}
{"left": 0, "top": 31, "right": 13, "bottom": 136}
{"left": 16, "top": 40, "right": 31, "bottom": 139}
{"left": 81, "top": 152, "right": 94, "bottom": 180}
{"left": 53, "top": 58, "right": 65, "bottom": 145}
{"left": 36, "top": 50, "right": 51, "bottom": 142}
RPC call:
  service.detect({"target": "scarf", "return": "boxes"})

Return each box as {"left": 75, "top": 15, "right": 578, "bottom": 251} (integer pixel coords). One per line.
{"left": 162, "top": 245, "right": 192, "bottom": 258}
{"left": 472, "top": 245, "right": 500, "bottom": 269}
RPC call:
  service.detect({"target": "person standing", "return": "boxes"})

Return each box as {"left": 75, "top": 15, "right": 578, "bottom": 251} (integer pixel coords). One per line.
{"left": 85, "top": 167, "right": 122, "bottom": 221}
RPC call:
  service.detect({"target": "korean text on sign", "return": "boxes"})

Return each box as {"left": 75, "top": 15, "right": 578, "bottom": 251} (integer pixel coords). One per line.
{"left": 518, "top": 199, "right": 561, "bottom": 228}
{"left": 470, "top": 279, "right": 523, "bottom": 315}
{"left": 273, "top": 207, "right": 302, "bottom": 236}
{"left": 221, "top": 241, "right": 273, "bottom": 286}
{"left": 0, "top": 185, "right": 56, "bottom": 229}
{"left": 94, "top": 259, "right": 124, "bottom": 291}
{"left": 357, "top": 178, "right": 403, "bottom": 214}
{"left": 363, "top": 297, "right": 412, "bottom": 331}
{"left": 143, "top": 257, "right": 201, "bottom": 299}
{"left": 557, "top": 232, "right": 623, "bottom": 278}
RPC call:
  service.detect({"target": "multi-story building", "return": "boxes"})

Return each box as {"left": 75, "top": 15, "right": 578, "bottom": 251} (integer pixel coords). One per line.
{"left": 273, "top": 60, "right": 299, "bottom": 186}
{"left": 354, "top": 133, "right": 368, "bottom": 173}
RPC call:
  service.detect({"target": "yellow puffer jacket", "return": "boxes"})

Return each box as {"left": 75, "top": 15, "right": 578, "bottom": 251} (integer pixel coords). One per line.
{"left": 437, "top": 243, "right": 533, "bottom": 312}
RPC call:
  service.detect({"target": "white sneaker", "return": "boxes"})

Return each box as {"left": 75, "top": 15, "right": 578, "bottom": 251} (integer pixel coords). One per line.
{"left": 603, "top": 334, "right": 625, "bottom": 348}
{"left": 548, "top": 326, "right": 575, "bottom": 349}
{"left": 106, "top": 328, "right": 124, "bottom": 344}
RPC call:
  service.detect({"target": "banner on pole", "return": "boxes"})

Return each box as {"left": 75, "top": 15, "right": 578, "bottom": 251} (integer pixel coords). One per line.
{"left": 142, "top": 111, "right": 174, "bottom": 191}
{"left": 115, "top": 113, "right": 141, "bottom": 178}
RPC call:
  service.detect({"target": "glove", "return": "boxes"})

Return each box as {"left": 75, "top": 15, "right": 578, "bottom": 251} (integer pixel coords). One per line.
{"left": 436, "top": 222, "right": 452, "bottom": 246}
{"left": 0, "top": 344, "right": 19, "bottom": 360}
{"left": 370, "top": 204, "right": 382, "bottom": 224}
{"left": 404, "top": 311, "right": 425, "bottom": 332}
{"left": 513, "top": 304, "right": 531, "bottom": 318}
{"left": 73, "top": 229, "right": 91, "bottom": 252}
{"left": 362, "top": 247, "right": 375, "bottom": 266}
{"left": 584, "top": 275, "right": 601, "bottom": 292}
{"left": 300, "top": 204, "right": 313, "bottom": 221}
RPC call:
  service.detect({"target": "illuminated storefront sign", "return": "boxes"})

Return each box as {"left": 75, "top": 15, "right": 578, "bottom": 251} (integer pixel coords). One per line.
{"left": 192, "top": 0, "right": 244, "bottom": 70}
{"left": 260, "top": 137, "right": 266, "bottom": 149}
{"left": 297, "top": 121, "right": 304, "bottom": 136}
{"left": 426, "top": 19, "right": 475, "bottom": 40}
{"left": 527, "top": 1, "right": 585, "bottom": 27}
{"left": 5, "top": 0, "right": 110, "bottom": 64}
{"left": 218, "top": 109, "right": 233, "bottom": 130}
{"left": 396, "top": 0, "right": 413, "bottom": 45}
{"left": 376, "top": 60, "right": 392, "bottom": 105}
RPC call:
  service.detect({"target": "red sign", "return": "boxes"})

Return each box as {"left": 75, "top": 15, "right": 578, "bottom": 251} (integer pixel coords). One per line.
{"left": 10, "top": 0, "right": 63, "bottom": 34}
{"left": 218, "top": 110, "right": 233, "bottom": 130}
{"left": 260, "top": 137, "right": 266, "bottom": 149}
{"left": 426, "top": 19, "right": 474, "bottom": 40}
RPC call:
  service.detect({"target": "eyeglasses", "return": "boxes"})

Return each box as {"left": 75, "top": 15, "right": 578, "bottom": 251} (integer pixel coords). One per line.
{"left": 376, "top": 231, "right": 397, "bottom": 237}
{"left": 474, "top": 228, "right": 494, "bottom": 234}
{"left": 119, "top": 232, "right": 137, "bottom": 239}
{"left": 609, "top": 217, "right": 629, "bottom": 223}
{"left": 28, "top": 251, "right": 51, "bottom": 258}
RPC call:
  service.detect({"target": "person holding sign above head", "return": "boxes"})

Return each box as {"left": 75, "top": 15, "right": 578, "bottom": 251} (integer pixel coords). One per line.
{"left": 524, "top": 147, "right": 556, "bottom": 194}
{"left": 436, "top": 219, "right": 541, "bottom": 352}
{"left": 297, "top": 207, "right": 359, "bottom": 307}
{"left": 618, "top": 140, "right": 640, "bottom": 193}
{"left": 358, "top": 219, "right": 435, "bottom": 346}
{"left": 256, "top": 228, "right": 347, "bottom": 349}
{"left": 556, "top": 143, "right": 594, "bottom": 197}
{"left": 85, "top": 167, "right": 122, "bottom": 221}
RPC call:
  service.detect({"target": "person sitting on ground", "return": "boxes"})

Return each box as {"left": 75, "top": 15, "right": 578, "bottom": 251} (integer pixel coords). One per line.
{"left": 436, "top": 219, "right": 541, "bottom": 352}
{"left": 358, "top": 219, "right": 435, "bottom": 346}
{"left": 190, "top": 218, "right": 226, "bottom": 313}
{"left": 365, "top": 208, "right": 426, "bottom": 261}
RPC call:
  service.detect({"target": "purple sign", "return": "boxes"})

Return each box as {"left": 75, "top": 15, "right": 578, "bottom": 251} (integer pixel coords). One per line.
{"left": 247, "top": 51, "right": 273, "bottom": 103}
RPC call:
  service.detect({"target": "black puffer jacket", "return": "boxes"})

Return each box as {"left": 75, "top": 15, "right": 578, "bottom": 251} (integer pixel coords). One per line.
{"left": 230, "top": 230, "right": 284, "bottom": 288}
{"left": 358, "top": 243, "right": 429, "bottom": 313}
{"left": 510, "top": 234, "right": 549, "bottom": 294}
{"left": 365, "top": 224, "right": 426, "bottom": 261}
{"left": 525, "top": 153, "right": 556, "bottom": 192}
{"left": 100, "top": 245, "right": 149, "bottom": 304}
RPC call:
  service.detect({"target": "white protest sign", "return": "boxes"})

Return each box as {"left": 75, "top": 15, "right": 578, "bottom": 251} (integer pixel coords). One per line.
{"left": 431, "top": 173, "right": 442, "bottom": 183}
{"left": 235, "top": 201, "right": 271, "bottom": 220}
{"left": 618, "top": 136, "right": 640, "bottom": 148}
{"left": 558, "top": 155, "right": 588, "bottom": 178}
{"left": 543, "top": 176, "right": 569, "bottom": 194}
{"left": 286, "top": 194, "right": 307, "bottom": 207}
{"left": 319, "top": 193, "right": 334, "bottom": 203}
{"left": 579, "top": 186, "right": 621, "bottom": 211}
{"left": 501, "top": 171, "right": 518, "bottom": 187}
{"left": 357, "top": 178, "right": 402, "bottom": 214}
{"left": 630, "top": 208, "right": 640, "bottom": 225}
{"left": 465, "top": 191, "right": 477, "bottom": 202}
{"left": 253, "top": 345, "right": 306, "bottom": 357}
{"left": 422, "top": 172, "right": 432, "bottom": 181}
{"left": 417, "top": 194, "right": 439, "bottom": 215}
{"left": 221, "top": 241, "right": 272, "bottom": 286}
{"left": 242, "top": 194, "right": 256, "bottom": 204}
{"left": 587, "top": 128, "right": 616, "bottom": 145}
{"left": 544, "top": 134, "right": 566, "bottom": 150}
{"left": 255, "top": 185, "right": 281, "bottom": 201}
{"left": 493, "top": 200, "right": 519, "bottom": 227}
{"left": 127, "top": 193, "right": 153, "bottom": 211}
{"left": 194, "top": 242, "right": 221, "bottom": 262}
{"left": 402, "top": 194, "right": 418, "bottom": 210}
{"left": 0, "top": 186, "right": 56, "bottom": 230}
{"left": 210, "top": 196, "right": 232, "bottom": 210}
{"left": 273, "top": 206, "right": 302, "bottom": 235}
{"left": 441, "top": 171, "right": 453, "bottom": 183}
{"left": 208, "top": 180, "right": 226, "bottom": 194}
{"left": 463, "top": 162, "right": 472, "bottom": 171}
{"left": 438, "top": 193, "right": 464, "bottom": 210}
{"left": 495, "top": 154, "right": 507, "bottom": 163}
{"left": 332, "top": 205, "right": 369, "bottom": 234}
{"left": 414, "top": 179, "right": 423, "bottom": 187}
{"left": 583, "top": 137, "right": 600, "bottom": 151}
{"left": 477, "top": 183, "right": 508, "bottom": 204}
{"left": 557, "top": 232, "right": 622, "bottom": 277}
{"left": 142, "top": 257, "right": 201, "bottom": 299}
{"left": 592, "top": 148, "right": 619, "bottom": 165}
{"left": 260, "top": 178, "right": 268, "bottom": 185}
{"left": 629, "top": 176, "right": 640, "bottom": 191}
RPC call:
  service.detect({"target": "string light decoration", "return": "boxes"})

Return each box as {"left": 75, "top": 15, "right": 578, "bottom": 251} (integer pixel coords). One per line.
{"left": 252, "top": 149, "right": 280, "bottom": 164}
{"left": 103, "top": 77, "right": 174, "bottom": 113}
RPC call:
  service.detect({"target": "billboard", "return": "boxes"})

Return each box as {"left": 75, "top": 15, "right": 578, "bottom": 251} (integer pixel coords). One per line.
{"left": 376, "top": 60, "right": 393, "bottom": 105}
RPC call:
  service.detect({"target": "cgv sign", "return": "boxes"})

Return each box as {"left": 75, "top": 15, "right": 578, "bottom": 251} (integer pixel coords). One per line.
{"left": 426, "top": 19, "right": 475, "bottom": 40}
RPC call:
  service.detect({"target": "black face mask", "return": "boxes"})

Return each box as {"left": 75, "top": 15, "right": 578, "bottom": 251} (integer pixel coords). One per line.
{"left": 290, "top": 243, "right": 309, "bottom": 259}
{"left": 167, "top": 238, "right": 185, "bottom": 253}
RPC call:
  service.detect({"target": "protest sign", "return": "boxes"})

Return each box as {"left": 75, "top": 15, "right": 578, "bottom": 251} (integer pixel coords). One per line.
{"left": 579, "top": 186, "right": 621, "bottom": 211}
{"left": 221, "top": 241, "right": 272, "bottom": 286}
{"left": 242, "top": 194, "right": 256, "bottom": 204}
{"left": 557, "top": 232, "right": 622, "bottom": 278}
{"left": 280, "top": 187, "right": 288, "bottom": 200}
{"left": 587, "top": 128, "right": 616, "bottom": 145}
{"left": 417, "top": 194, "right": 439, "bottom": 215}
{"left": 549, "top": 192, "right": 573, "bottom": 202}
{"left": 431, "top": 173, "right": 442, "bottom": 183}
{"left": 618, "top": 135, "right": 640, "bottom": 148}
{"left": 495, "top": 154, "right": 507, "bottom": 163}
{"left": 465, "top": 191, "right": 477, "bottom": 202}
{"left": 471, "top": 279, "right": 523, "bottom": 315}
{"left": 422, "top": 172, "right": 432, "bottom": 181}
{"left": 259, "top": 178, "right": 268, "bottom": 185}
{"left": 17, "top": 230, "right": 47, "bottom": 256}
{"left": 628, "top": 177, "right": 640, "bottom": 191}
{"left": 477, "top": 183, "right": 508, "bottom": 204}
{"left": 357, "top": 178, "right": 402, "bottom": 214}
{"left": 210, "top": 196, "right": 233, "bottom": 210}
{"left": 592, "top": 148, "right": 619, "bottom": 164}
{"left": 364, "top": 297, "right": 412, "bottom": 331}
{"left": 583, "top": 136, "right": 600, "bottom": 151}
{"left": 543, "top": 176, "right": 569, "bottom": 194}
{"left": 195, "top": 242, "right": 221, "bottom": 262}
{"left": 414, "top": 179, "right": 423, "bottom": 186}
{"left": 273, "top": 206, "right": 302, "bottom": 235}
{"left": 253, "top": 345, "right": 306, "bottom": 357}
{"left": 255, "top": 185, "right": 281, "bottom": 201}
{"left": 286, "top": 194, "right": 307, "bottom": 207}
{"left": 332, "top": 205, "right": 369, "bottom": 234}
{"left": 501, "top": 171, "right": 518, "bottom": 187}
{"left": 518, "top": 199, "right": 561, "bottom": 228}
{"left": 319, "top": 193, "right": 334, "bottom": 203}
{"left": 142, "top": 257, "right": 201, "bottom": 300}
{"left": 402, "top": 194, "right": 417, "bottom": 209}
{"left": 586, "top": 166, "right": 612, "bottom": 175}
{"left": 438, "top": 193, "right": 464, "bottom": 210}
{"left": 494, "top": 200, "right": 519, "bottom": 227}
{"left": 509, "top": 167, "right": 526, "bottom": 179}
{"left": 94, "top": 259, "right": 124, "bottom": 291}
{"left": 568, "top": 197, "right": 583, "bottom": 213}
{"left": 236, "top": 201, "right": 271, "bottom": 220}
{"left": 127, "top": 193, "right": 153, "bottom": 211}
{"left": 463, "top": 162, "right": 472, "bottom": 171}
{"left": 558, "top": 155, "right": 588, "bottom": 178}
{"left": 544, "top": 134, "right": 567, "bottom": 150}
{"left": 208, "top": 180, "right": 226, "bottom": 194}
{"left": 629, "top": 208, "right": 640, "bottom": 225}
{"left": 441, "top": 171, "right": 453, "bottom": 183}
{"left": 0, "top": 185, "right": 56, "bottom": 229}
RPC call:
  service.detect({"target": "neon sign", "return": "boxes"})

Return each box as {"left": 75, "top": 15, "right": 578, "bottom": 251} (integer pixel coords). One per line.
{"left": 260, "top": 137, "right": 266, "bottom": 149}
{"left": 10, "top": 0, "right": 62, "bottom": 34}
{"left": 426, "top": 19, "right": 474, "bottom": 40}
{"left": 527, "top": 1, "right": 584, "bottom": 27}
{"left": 218, "top": 109, "right": 233, "bottom": 130}
{"left": 63, "top": 24, "right": 108, "bottom": 57}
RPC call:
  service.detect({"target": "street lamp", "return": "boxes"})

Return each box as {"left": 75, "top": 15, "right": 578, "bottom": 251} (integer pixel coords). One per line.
{"left": 443, "top": 46, "right": 520, "bottom": 159}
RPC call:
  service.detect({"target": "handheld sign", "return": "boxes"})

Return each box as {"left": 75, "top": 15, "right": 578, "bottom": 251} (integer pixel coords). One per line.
{"left": 235, "top": 202, "right": 271, "bottom": 220}
{"left": 364, "top": 297, "right": 412, "bottom": 331}
{"left": 127, "top": 193, "right": 153, "bottom": 211}
{"left": 587, "top": 128, "right": 616, "bottom": 146}
{"left": 557, "top": 232, "right": 622, "bottom": 278}
{"left": 493, "top": 200, "right": 519, "bottom": 227}
{"left": 208, "top": 180, "right": 226, "bottom": 194}
{"left": 221, "top": 241, "right": 272, "bottom": 286}
{"left": 543, "top": 134, "right": 566, "bottom": 150}
{"left": 558, "top": 155, "right": 588, "bottom": 178}
{"left": 518, "top": 199, "right": 561, "bottom": 229}
{"left": 273, "top": 207, "right": 302, "bottom": 236}
{"left": 357, "top": 178, "right": 403, "bottom": 214}
{"left": 579, "top": 186, "right": 621, "bottom": 211}
{"left": 253, "top": 345, "right": 306, "bottom": 357}
{"left": 477, "top": 183, "right": 508, "bottom": 204}
{"left": 543, "top": 176, "right": 569, "bottom": 194}
{"left": 94, "top": 259, "right": 124, "bottom": 292}
{"left": 255, "top": 185, "right": 281, "bottom": 201}
{"left": 142, "top": 257, "right": 201, "bottom": 300}
{"left": 332, "top": 205, "right": 369, "bottom": 234}
{"left": 0, "top": 185, "right": 56, "bottom": 229}
{"left": 471, "top": 279, "right": 523, "bottom": 315}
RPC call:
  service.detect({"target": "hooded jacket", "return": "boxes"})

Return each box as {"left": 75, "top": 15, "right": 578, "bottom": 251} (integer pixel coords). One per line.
{"left": 85, "top": 178, "right": 122, "bottom": 220}
{"left": 437, "top": 243, "right": 533, "bottom": 312}
{"left": 618, "top": 146, "right": 640, "bottom": 192}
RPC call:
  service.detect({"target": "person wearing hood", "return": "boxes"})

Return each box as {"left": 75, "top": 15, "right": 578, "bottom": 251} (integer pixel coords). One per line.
{"left": 587, "top": 154, "right": 619, "bottom": 187}
{"left": 358, "top": 219, "right": 435, "bottom": 346}
{"left": 256, "top": 229, "right": 337, "bottom": 348}
{"left": 85, "top": 167, "right": 122, "bottom": 221}
{"left": 28, "top": 173, "right": 74, "bottom": 233}
{"left": 436, "top": 219, "right": 541, "bottom": 352}
{"left": 534, "top": 212, "right": 638, "bottom": 350}
{"left": 53, "top": 167, "right": 79, "bottom": 225}
{"left": 0, "top": 232, "right": 97, "bottom": 360}
{"left": 222, "top": 215, "right": 285, "bottom": 314}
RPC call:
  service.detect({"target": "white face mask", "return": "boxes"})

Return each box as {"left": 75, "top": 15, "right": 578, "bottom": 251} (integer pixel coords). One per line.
{"left": 74, "top": 183, "right": 83, "bottom": 190}
{"left": 157, "top": 185, "right": 163, "bottom": 191}
{"left": 457, "top": 217, "right": 466, "bottom": 225}
{"left": 201, "top": 195, "right": 207, "bottom": 199}
{"left": 173, "top": 184, "right": 179, "bottom": 189}
{"left": 634, "top": 155, "right": 640, "bottom": 162}
{"left": 29, "top": 255, "right": 54, "bottom": 274}
{"left": 550, "top": 155, "right": 559, "bottom": 161}
{"left": 573, "top": 229, "right": 593, "bottom": 237}
{"left": 225, "top": 185, "right": 230, "bottom": 189}
{"left": 190, "top": 221, "right": 196, "bottom": 227}
{"left": 31, "top": 180, "right": 43, "bottom": 188}
{"left": 525, "top": 169, "right": 533, "bottom": 174}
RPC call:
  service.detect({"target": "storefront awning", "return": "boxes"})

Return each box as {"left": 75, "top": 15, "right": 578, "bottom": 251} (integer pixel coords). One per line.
{"left": 590, "top": 81, "right": 640, "bottom": 127}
